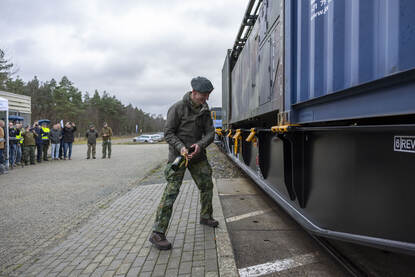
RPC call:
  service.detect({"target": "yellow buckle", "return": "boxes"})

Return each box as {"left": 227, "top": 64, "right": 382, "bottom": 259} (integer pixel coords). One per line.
{"left": 271, "top": 124, "right": 300, "bottom": 133}
{"left": 232, "top": 129, "right": 241, "bottom": 140}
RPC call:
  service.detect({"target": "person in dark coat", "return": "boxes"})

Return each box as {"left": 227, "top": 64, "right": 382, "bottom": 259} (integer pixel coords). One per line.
{"left": 49, "top": 123, "right": 62, "bottom": 160}
{"left": 62, "top": 122, "right": 76, "bottom": 160}
{"left": 58, "top": 123, "right": 64, "bottom": 159}
{"left": 85, "top": 125, "right": 98, "bottom": 159}
{"left": 0, "top": 120, "right": 5, "bottom": 174}
{"left": 8, "top": 122, "right": 18, "bottom": 168}
{"left": 34, "top": 122, "right": 44, "bottom": 163}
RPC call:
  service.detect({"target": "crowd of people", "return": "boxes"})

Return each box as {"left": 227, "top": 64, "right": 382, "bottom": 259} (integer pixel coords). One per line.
{"left": 0, "top": 120, "right": 113, "bottom": 174}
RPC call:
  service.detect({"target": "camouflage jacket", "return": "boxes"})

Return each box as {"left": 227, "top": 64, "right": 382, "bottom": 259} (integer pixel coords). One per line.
{"left": 101, "top": 126, "right": 112, "bottom": 141}
{"left": 164, "top": 91, "right": 214, "bottom": 163}
{"left": 22, "top": 129, "right": 37, "bottom": 146}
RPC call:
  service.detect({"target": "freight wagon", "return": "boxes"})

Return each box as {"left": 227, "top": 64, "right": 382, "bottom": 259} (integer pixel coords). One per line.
{"left": 211, "top": 107, "right": 223, "bottom": 129}
{"left": 219, "top": 0, "right": 415, "bottom": 255}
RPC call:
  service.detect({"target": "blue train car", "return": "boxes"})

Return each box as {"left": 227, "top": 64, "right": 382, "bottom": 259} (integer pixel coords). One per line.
{"left": 211, "top": 107, "right": 223, "bottom": 143}
{"left": 285, "top": 0, "right": 415, "bottom": 123}
{"left": 220, "top": 0, "right": 415, "bottom": 255}
{"left": 211, "top": 107, "right": 223, "bottom": 129}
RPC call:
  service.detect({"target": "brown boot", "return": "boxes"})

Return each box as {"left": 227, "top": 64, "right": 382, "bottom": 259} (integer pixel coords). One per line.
{"left": 149, "top": 232, "right": 172, "bottom": 250}
{"left": 200, "top": 218, "right": 219, "bottom": 228}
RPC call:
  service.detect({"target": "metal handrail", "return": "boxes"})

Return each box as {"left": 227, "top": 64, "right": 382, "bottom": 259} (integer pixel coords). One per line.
{"left": 231, "top": 0, "right": 262, "bottom": 59}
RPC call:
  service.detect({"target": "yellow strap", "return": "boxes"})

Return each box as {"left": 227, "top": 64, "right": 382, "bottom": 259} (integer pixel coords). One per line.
{"left": 233, "top": 129, "right": 242, "bottom": 154}
{"left": 226, "top": 129, "right": 232, "bottom": 138}
{"left": 215, "top": 128, "right": 223, "bottom": 136}
{"left": 246, "top": 128, "right": 256, "bottom": 142}
{"left": 179, "top": 154, "right": 189, "bottom": 168}
{"left": 211, "top": 111, "right": 216, "bottom": 120}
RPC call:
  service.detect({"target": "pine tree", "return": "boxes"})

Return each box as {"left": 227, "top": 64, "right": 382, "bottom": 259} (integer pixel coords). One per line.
{"left": 0, "top": 49, "right": 14, "bottom": 89}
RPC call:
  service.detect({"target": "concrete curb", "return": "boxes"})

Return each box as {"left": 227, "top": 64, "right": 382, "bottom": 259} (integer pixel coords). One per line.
{"left": 213, "top": 179, "right": 239, "bottom": 277}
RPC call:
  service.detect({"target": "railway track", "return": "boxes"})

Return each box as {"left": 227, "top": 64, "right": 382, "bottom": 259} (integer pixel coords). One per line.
{"left": 310, "top": 235, "right": 369, "bottom": 277}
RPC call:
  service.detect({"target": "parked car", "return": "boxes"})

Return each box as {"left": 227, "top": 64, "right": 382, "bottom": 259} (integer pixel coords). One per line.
{"left": 133, "top": 134, "right": 155, "bottom": 143}
{"left": 151, "top": 134, "right": 163, "bottom": 142}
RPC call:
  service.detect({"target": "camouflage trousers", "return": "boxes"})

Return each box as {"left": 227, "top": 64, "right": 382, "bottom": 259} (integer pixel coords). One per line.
{"left": 23, "top": 146, "right": 35, "bottom": 164}
{"left": 102, "top": 140, "right": 111, "bottom": 158}
{"left": 153, "top": 158, "right": 214, "bottom": 234}
{"left": 87, "top": 143, "right": 96, "bottom": 158}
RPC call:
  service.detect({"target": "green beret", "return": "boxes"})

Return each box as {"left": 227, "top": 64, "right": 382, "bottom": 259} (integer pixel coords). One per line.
{"left": 191, "top": 76, "right": 214, "bottom": 93}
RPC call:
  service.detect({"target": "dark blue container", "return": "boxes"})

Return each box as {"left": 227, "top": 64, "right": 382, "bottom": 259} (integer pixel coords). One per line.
{"left": 285, "top": 0, "right": 415, "bottom": 124}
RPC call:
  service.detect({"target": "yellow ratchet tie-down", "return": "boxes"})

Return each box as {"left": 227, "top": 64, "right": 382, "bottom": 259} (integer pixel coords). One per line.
{"left": 246, "top": 128, "right": 257, "bottom": 143}
{"left": 232, "top": 129, "right": 242, "bottom": 154}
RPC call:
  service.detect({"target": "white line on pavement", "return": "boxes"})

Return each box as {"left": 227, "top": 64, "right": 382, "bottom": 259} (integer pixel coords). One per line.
{"left": 225, "top": 209, "right": 272, "bottom": 223}
{"left": 238, "top": 252, "right": 320, "bottom": 277}
{"left": 219, "top": 193, "right": 257, "bottom": 196}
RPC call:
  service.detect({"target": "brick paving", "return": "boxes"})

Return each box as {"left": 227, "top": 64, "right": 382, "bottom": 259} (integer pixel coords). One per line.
{"left": 0, "top": 144, "right": 168, "bottom": 274}
{"left": 14, "top": 180, "right": 237, "bottom": 277}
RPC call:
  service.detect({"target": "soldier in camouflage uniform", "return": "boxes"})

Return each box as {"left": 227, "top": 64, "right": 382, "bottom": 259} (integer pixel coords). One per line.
{"left": 22, "top": 125, "right": 38, "bottom": 165}
{"left": 101, "top": 122, "right": 112, "bottom": 158}
{"left": 149, "top": 76, "right": 218, "bottom": 250}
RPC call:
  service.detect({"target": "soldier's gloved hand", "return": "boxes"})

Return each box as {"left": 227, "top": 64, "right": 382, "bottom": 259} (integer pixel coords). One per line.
{"left": 188, "top": 144, "right": 200, "bottom": 159}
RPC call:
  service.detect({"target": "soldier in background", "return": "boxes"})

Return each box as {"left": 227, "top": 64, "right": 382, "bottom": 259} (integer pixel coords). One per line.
{"left": 101, "top": 122, "right": 112, "bottom": 159}
{"left": 149, "top": 77, "right": 218, "bottom": 250}
{"left": 22, "top": 124, "right": 37, "bottom": 165}
{"left": 86, "top": 124, "right": 98, "bottom": 159}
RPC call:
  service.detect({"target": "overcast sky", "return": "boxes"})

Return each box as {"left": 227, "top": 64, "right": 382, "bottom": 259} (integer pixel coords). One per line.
{"left": 0, "top": 0, "right": 249, "bottom": 116}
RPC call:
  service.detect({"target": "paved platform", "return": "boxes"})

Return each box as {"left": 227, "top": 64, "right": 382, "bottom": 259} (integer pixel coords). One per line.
{"left": 14, "top": 180, "right": 237, "bottom": 277}
{"left": 217, "top": 178, "right": 348, "bottom": 277}
{"left": 0, "top": 144, "right": 168, "bottom": 274}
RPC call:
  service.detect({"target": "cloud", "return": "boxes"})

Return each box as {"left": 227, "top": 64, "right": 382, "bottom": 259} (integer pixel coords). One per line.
{"left": 0, "top": 0, "right": 249, "bottom": 116}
